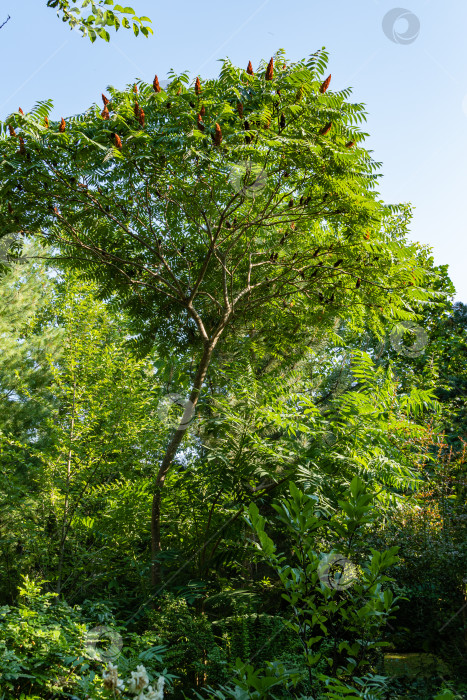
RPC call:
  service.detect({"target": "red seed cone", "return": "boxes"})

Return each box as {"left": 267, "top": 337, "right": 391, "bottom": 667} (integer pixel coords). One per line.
{"left": 197, "top": 114, "right": 205, "bottom": 132}
{"left": 153, "top": 75, "right": 161, "bottom": 93}
{"left": 319, "top": 122, "right": 332, "bottom": 136}
{"left": 356, "top": 278, "right": 361, "bottom": 289}
{"left": 101, "top": 105, "right": 110, "bottom": 120}
{"left": 213, "top": 122, "right": 222, "bottom": 146}
{"left": 114, "top": 133, "right": 122, "bottom": 150}
{"left": 319, "top": 74, "right": 331, "bottom": 94}
{"left": 133, "top": 84, "right": 138, "bottom": 93}
{"left": 345, "top": 140, "right": 355, "bottom": 148}
{"left": 195, "top": 77, "right": 201, "bottom": 95}
{"left": 44, "top": 116, "right": 49, "bottom": 128}
{"left": 237, "top": 102, "right": 243, "bottom": 118}
{"left": 102, "top": 93, "right": 110, "bottom": 106}
{"left": 200, "top": 104, "right": 206, "bottom": 117}
{"left": 59, "top": 118, "right": 66, "bottom": 133}
{"left": 19, "top": 136, "right": 26, "bottom": 154}
{"left": 134, "top": 102, "right": 140, "bottom": 118}
{"left": 246, "top": 60, "right": 254, "bottom": 75}
{"left": 177, "top": 86, "right": 182, "bottom": 95}
{"left": 8, "top": 125, "right": 16, "bottom": 137}
{"left": 139, "top": 108, "right": 145, "bottom": 128}
{"left": 265, "top": 57, "right": 274, "bottom": 81}
{"left": 18, "top": 107, "right": 24, "bottom": 115}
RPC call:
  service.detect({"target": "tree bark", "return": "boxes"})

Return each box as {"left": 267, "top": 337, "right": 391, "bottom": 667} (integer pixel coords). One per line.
{"left": 151, "top": 339, "right": 218, "bottom": 586}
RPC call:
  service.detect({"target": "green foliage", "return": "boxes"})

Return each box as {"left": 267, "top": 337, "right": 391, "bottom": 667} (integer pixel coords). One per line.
{"left": 202, "top": 347, "right": 436, "bottom": 512}
{"left": 0, "top": 52, "right": 437, "bottom": 362}
{"left": 0, "top": 242, "right": 61, "bottom": 441}
{"left": 194, "top": 658, "right": 303, "bottom": 699}
{"left": 46, "top": 0, "right": 153, "bottom": 41}
{"left": 244, "top": 478, "right": 400, "bottom": 693}
{"left": 0, "top": 47, "right": 466, "bottom": 700}
{"left": 147, "top": 593, "right": 227, "bottom": 694}
{"left": 0, "top": 51, "right": 444, "bottom": 599}
{"left": 373, "top": 442, "right": 467, "bottom": 668}
{"left": 0, "top": 271, "right": 167, "bottom": 602}
{"left": 0, "top": 576, "right": 173, "bottom": 699}
{"left": 0, "top": 576, "right": 89, "bottom": 697}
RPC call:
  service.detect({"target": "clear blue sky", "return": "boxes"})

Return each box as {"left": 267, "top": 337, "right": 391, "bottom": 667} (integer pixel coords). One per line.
{"left": 2, "top": 1, "right": 466, "bottom": 300}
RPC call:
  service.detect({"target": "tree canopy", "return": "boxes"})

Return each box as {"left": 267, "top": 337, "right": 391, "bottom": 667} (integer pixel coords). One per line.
{"left": 0, "top": 49, "right": 441, "bottom": 583}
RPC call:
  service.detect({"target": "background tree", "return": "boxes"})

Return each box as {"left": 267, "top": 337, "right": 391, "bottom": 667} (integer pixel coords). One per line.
{"left": 0, "top": 272, "right": 166, "bottom": 604}
{"left": 0, "top": 241, "right": 62, "bottom": 442}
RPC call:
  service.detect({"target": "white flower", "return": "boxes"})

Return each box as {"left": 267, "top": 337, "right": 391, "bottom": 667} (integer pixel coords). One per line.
{"left": 102, "top": 662, "right": 124, "bottom": 691}
{"left": 127, "top": 664, "right": 150, "bottom": 694}
{"left": 145, "top": 676, "right": 164, "bottom": 700}
{"left": 144, "top": 679, "right": 164, "bottom": 700}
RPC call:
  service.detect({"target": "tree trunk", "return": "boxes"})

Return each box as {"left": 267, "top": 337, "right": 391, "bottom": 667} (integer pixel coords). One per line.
{"left": 151, "top": 340, "right": 217, "bottom": 587}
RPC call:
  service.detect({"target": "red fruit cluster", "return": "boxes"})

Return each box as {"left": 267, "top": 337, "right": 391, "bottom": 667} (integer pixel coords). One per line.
{"left": 265, "top": 57, "right": 274, "bottom": 81}
{"left": 320, "top": 74, "right": 331, "bottom": 94}
{"left": 213, "top": 123, "right": 222, "bottom": 146}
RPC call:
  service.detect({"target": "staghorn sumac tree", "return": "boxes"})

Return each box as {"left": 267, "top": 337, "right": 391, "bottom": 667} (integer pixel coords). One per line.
{"left": 0, "top": 49, "right": 436, "bottom": 585}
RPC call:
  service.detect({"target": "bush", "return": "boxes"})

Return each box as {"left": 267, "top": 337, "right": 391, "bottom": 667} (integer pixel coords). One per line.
{"left": 0, "top": 577, "right": 172, "bottom": 699}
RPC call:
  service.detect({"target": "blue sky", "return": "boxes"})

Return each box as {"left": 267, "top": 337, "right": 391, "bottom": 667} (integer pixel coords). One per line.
{"left": 2, "top": 0, "right": 466, "bottom": 300}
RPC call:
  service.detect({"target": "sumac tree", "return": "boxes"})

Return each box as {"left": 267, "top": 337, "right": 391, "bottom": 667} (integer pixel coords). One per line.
{"left": 0, "top": 49, "right": 435, "bottom": 584}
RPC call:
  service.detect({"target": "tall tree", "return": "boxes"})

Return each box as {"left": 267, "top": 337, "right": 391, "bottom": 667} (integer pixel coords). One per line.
{"left": 0, "top": 50, "right": 436, "bottom": 584}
